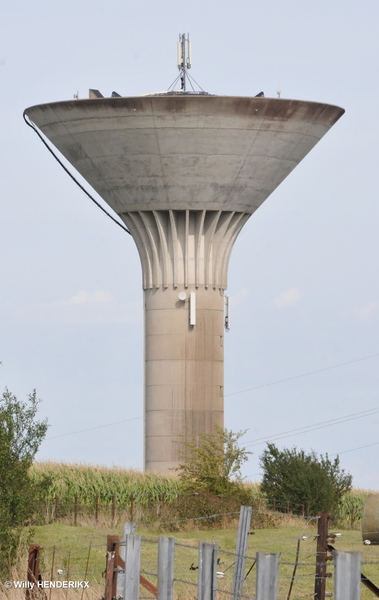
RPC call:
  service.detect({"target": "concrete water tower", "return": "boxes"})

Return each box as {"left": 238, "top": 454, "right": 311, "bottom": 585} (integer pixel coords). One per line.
{"left": 24, "top": 35, "right": 344, "bottom": 472}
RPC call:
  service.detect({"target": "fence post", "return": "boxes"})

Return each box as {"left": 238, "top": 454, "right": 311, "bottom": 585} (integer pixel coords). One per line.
{"left": 26, "top": 544, "right": 41, "bottom": 599}
{"left": 157, "top": 537, "right": 175, "bottom": 600}
{"left": 232, "top": 505, "right": 253, "bottom": 600}
{"left": 123, "top": 534, "right": 141, "bottom": 600}
{"left": 130, "top": 494, "right": 134, "bottom": 522}
{"left": 54, "top": 496, "right": 59, "bottom": 521}
{"left": 314, "top": 513, "right": 331, "bottom": 600}
{"left": 106, "top": 535, "right": 120, "bottom": 600}
{"left": 198, "top": 541, "right": 218, "bottom": 600}
{"left": 74, "top": 495, "right": 78, "bottom": 525}
{"left": 105, "top": 549, "right": 116, "bottom": 600}
{"left": 95, "top": 495, "right": 99, "bottom": 523}
{"left": 111, "top": 494, "right": 115, "bottom": 524}
{"left": 118, "top": 523, "right": 137, "bottom": 597}
{"left": 333, "top": 551, "right": 361, "bottom": 600}
{"left": 256, "top": 552, "right": 279, "bottom": 600}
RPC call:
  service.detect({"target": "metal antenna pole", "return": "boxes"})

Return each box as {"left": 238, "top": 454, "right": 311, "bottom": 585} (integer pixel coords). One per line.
{"left": 178, "top": 33, "right": 191, "bottom": 91}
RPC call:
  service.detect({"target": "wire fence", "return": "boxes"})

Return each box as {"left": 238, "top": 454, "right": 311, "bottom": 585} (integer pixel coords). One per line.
{"left": 13, "top": 508, "right": 379, "bottom": 600}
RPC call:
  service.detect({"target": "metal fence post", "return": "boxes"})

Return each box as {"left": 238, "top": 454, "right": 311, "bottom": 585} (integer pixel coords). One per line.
{"left": 118, "top": 522, "right": 137, "bottom": 597}
{"left": 198, "top": 541, "right": 218, "bottom": 600}
{"left": 123, "top": 534, "right": 141, "bottom": 600}
{"left": 158, "top": 536, "right": 175, "bottom": 600}
{"left": 314, "top": 513, "right": 331, "bottom": 600}
{"left": 26, "top": 544, "right": 41, "bottom": 599}
{"left": 232, "top": 505, "right": 253, "bottom": 600}
{"left": 333, "top": 550, "right": 361, "bottom": 600}
{"left": 256, "top": 552, "right": 279, "bottom": 600}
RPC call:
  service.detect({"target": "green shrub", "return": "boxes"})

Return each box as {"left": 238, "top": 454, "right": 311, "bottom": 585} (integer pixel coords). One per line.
{"left": 260, "top": 443, "right": 352, "bottom": 516}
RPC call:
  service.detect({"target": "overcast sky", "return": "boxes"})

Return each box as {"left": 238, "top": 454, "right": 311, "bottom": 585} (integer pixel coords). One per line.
{"left": 1, "top": 0, "right": 379, "bottom": 489}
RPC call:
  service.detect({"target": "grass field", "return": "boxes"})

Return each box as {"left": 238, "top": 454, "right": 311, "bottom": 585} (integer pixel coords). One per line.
{"left": 5, "top": 463, "right": 374, "bottom": 598}
{"left": 5, "top": 516, "right": 376, "bottom": 600}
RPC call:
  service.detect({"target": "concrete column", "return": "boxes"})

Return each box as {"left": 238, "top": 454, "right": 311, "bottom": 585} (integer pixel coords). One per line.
{"left": 144, "top": 286, "right": 224, "bottom": 472}
{"left": 122, "top": 209, "right": 247, "bottom": 472}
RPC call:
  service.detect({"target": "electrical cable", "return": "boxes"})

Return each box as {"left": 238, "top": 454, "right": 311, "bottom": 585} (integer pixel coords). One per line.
{"left": 23, "top": 112, "right": 131, "bottom": 236}
{"left": 225, "top": 352, "right": 379, "bottom": 398}
{"left": 242, "top": 406, "right": 379, "bottom": 447}
{"left": 331, "top": 440, "right": 379, "bottom": 456}
{"left": 45, "top": 416, "right": 142, "bottom": 441}
{"left": 43, "top": 355, "right": 379, "bottom": 445}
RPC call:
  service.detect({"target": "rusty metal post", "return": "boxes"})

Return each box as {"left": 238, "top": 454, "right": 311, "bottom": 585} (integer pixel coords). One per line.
{"left": 74, "top": 495, "right": 78, "bottom": 525}
{"left": 81, "top": 543, "right": 91, "bottom": 600}
{"left": 105, "top": 550, "right": 116, "bottom": 600}
{"left": 95, "top": 495, "right": 99, "bottom": 523}
{"left": 65, "top": 552, "right": 71, "bottom": 600}
{"left": 106, "top": 535, "right": 120, "bottom": 600}
{"left": 301, "top": 505, "right": 305, "bottom": 517}
{"left": 26, "top": 544, "right": 41, "bottom": 599}
{"left": 111, "top": 494, "right": 115, "bottom": 524}
{"left": 130, "top": 494, "right": 134, "bottom": 522}
{"left": 314, "top": 513, "right": 330, "bottom": 600}
{"left": 49, "top": 546, "right": 56, "bottom": 600}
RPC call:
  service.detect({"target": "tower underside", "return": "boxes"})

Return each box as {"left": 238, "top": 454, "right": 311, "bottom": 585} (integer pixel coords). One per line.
{"left": 25, "top": 94, "right": 344, "bottom": 472}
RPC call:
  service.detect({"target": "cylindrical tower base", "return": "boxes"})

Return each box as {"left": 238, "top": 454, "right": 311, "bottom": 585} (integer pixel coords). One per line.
{"left": 144, "top": 286, "right": 224, "bottom": 472}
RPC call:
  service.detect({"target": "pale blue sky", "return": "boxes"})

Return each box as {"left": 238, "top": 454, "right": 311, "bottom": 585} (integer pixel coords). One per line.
{"left": 1, "top": 0, "right": 379, "bottom": 488}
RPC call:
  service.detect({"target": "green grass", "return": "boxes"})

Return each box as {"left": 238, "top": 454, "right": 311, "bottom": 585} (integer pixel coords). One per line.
{"left": 26, "top": 518, "right": 379, "bottom": 600}
{"left": 25, "top": 463, "right": 378, "bottom": 599}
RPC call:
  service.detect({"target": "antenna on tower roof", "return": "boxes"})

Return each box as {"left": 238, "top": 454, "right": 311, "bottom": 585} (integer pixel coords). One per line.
{"left": 177, "top": 33, "right": 191, "bottom": 91}
{"left": 168, "top": 33, "right": 206, "bottom": 94}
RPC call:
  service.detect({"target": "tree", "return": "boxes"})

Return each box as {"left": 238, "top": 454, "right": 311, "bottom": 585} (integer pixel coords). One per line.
{"left": 259, "top": 443, "right": 352, "bottom": 515}
{"left": 175, "top": 426, "right": 251, "bottom": 496}
{"left": 0, "top": 388, "right": 48, "bottom": 576}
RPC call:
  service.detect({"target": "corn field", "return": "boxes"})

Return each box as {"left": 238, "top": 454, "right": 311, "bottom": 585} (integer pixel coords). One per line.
{"left": 30, "top": 462, "right": 372, "bottom": 529}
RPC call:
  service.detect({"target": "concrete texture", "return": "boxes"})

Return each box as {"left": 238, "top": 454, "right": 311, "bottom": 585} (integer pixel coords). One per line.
{"left": 25, "top": 94, "right": 344, "bottom": 472}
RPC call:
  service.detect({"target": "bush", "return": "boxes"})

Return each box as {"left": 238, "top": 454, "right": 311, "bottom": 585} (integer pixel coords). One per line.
{"left": 175, "top": 426, "right": 251, "bottom": 496}
{"left": 0, "top": 388, "right": 48, "bottom": 576}
{"left": 259, "top": 443, "right": 352, "bottom": 516}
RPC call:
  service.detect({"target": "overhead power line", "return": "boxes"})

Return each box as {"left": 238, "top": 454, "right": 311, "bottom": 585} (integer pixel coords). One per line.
{"left": 45, "top": 416, "right": 142, "bottom": 441}
{"left": 43, "top": 351, "right": 379, "bottom": 445}
{"left": 331, "top": 441, "right": 379, "bottom": 456}
{"left": 225, "top": 352, "right": 379, "bottom": 398}
{"left": 242, "top": 406, "right": 379, "bottom": 448}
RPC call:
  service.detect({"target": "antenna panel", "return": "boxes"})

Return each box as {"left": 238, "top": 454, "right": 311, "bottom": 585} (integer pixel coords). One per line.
{"left": 177, "top": 42, "right": 183, "bottom": 68}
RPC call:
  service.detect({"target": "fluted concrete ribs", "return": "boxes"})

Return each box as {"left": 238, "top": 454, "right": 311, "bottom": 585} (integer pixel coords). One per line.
{"left": 122, "top": 210, "right": 250, "bottom": 290}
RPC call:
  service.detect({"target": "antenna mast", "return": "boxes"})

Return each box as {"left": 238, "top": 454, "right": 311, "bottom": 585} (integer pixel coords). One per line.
{"left": 177, "top": 33, "right": 192, "bottom": 91}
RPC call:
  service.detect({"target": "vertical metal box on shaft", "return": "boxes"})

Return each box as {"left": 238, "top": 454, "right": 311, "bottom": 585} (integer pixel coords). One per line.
{"left": 25, "top": 94, "right": 344, "bottom": 472}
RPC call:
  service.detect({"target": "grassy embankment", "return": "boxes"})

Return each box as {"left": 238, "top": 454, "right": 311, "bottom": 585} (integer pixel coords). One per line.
{"left": 8, "top": 462, "right": 374, "bottom": 600}
{"left": 9, "top": 521, "right": 379, "bottom": 600}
